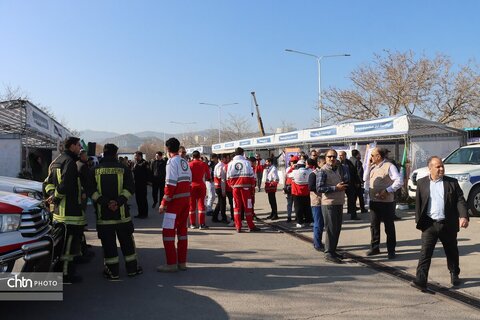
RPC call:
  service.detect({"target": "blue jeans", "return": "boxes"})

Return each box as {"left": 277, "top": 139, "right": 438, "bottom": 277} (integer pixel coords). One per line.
{"left": 312, "top": 206, "right": 324, "bottom": 249}
{"left": 286, "top": 193, "right": 293, "bottom": 219}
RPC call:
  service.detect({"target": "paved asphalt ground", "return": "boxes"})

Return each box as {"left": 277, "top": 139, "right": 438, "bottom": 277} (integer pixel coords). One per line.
{"left": 2, "top": 188, "right": 480, "bottom": 319}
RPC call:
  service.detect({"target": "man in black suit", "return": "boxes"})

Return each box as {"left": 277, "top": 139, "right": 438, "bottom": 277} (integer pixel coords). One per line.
{"left": 411, "top": 156, "right": 469, "bottom": 290}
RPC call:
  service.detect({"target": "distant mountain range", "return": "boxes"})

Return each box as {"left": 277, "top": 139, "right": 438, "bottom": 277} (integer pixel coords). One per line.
{"left": 79, "top": 129, "right": 217, "bottom": 151}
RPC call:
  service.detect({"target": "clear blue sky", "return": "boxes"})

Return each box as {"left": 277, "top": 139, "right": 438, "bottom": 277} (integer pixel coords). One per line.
{"left": 1, "top": 0, "right": 478, "bottom": 135}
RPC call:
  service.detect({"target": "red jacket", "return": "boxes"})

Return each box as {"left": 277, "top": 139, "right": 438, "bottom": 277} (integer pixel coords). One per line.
{"left": 254, "top": 159, "right": 264, "bottom": 173}
{"left": 189, "top": 159, "right": 210, "bottom": 188}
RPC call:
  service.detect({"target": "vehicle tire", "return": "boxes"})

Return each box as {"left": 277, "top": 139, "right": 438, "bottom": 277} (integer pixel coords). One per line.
{"left": 0, "top": 261, "right": 15, "bottom": 273}
{"left": 467, "top": 185, "right": 480, "bottom": 217}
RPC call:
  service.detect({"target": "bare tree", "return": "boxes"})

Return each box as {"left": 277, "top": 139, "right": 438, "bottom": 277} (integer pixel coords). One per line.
{"left": 139, "top": 138, "right": 165, "bottom": 160}
{"left": 0, "top": 85, "right": 29, "bottom": 101}
{"left": 323, "top": 51, "right": 480, "bottom": 127}
{"left": 221, "top": 113, "right": 255, "bottom": 142}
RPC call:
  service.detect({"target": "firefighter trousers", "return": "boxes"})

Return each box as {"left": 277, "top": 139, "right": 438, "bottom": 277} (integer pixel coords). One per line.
{"left": 59, "top": 224, "right": 83, "bottom": 277}
{"left": 97, "top": 221, "right": 138, "bottom": 276}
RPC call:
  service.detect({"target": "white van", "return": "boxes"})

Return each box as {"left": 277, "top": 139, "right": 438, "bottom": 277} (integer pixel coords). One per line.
{"left": 408, "top": 144, "right": 480, "bottom": 216}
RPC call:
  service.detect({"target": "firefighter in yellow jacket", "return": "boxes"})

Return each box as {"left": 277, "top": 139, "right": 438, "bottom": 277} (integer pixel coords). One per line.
{"left": 44, "top": 137, "right": 85, "bottom": 283}
{"left": 89, "top": 143, "right": 142, "bottom": 280}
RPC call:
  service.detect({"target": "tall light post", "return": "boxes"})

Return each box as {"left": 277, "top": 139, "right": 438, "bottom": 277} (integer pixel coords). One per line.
{"left": 285, "top": 49, "right": 350, "bottom": 127}
{"left": 199, "top": 102, "right": 238, "bottom": 143}
{"left": 169, "top": 121, "right": 197, "bottom": 145}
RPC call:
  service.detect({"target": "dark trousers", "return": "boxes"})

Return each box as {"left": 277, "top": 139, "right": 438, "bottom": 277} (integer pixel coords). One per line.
{"left": 59, "top": 224, "right": 83, "bottom": 277}
{"left": 369, "top": 201, "right": 396, "bottom": 253}
{"left": 135, "top": 186, "right": 148, "bottom": 217}
{"left": 226, "top": 191, "right": 234, "bottom": 221}
{"left": 346, "top": 186, "right": 357, "bottom": 215}
{"left": 267, "top": 192, "right": 277, "bottom": 215}
{"left": 98, "top": 222, "right": 138, "bottom": 276}
{"left": 151, "top": 177, "right": 165, "bottom": 204}
{"left": 322, "top": 205, "right": 343, "bottom": 254}
{"left": 293, "top": 195, "right": 311, "bottom": 224}
{"left": 415, "top": 221, "right": 460, "bottom": 285}
{"left": 213, "top": 188, "right": 227, "bottom": 221}
{"left": 356, "top": 187, "right": 366, "bottom": 211}
{"left": 256, "top": 172, "right": 263, "bottom": 190}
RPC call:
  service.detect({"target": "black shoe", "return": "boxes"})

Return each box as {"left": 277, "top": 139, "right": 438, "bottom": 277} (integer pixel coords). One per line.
{"left": 199, "top": 224, "right": 209, "bottom": 230}
{"left": 314, "top": 245, "right": 325, "bottom": 252}
{"left": 410, "top": 280, "right": 427, "bottom": 291}
{"left": 271, "top": 215, "right": 279, "bottom": 220}
{"left": 286, "top": 218, "right": 292, "bottom": 222}
{"left": 128, "top": 266, "right": 143, "bottom": 278}
{"left": 388, "top": 252, "right": 396, "bottom": 259}
{"left": 361, "top": 209, "right": 368, "bottom": 213}
{"left": 451, "top": 273, "right": 460, "bottom": 286}
{"left": 366, "top": 248, "right": 380, "bottom": 256}
{"left": 221, "top": 218, "right": 229, "bottom": 224}
{"left": 394, "top": 215, "right": 401, "bottom": 220}
{"left": 103, "top": 269, "right": 120, "bottom": 281}
{"left": 63, "top": 274, "right": 83, "bottom": 284}
{"left": 324, "top": 254, "right": 342, "bottom": 264}
{"left": 333, "top": 252, "right": 345, "bottom": 260}
{"left": 249, "top": 226, "right": 261, "bottom": 232}
{"left": 151, "top": 202, "right": 157, "bottom": 209}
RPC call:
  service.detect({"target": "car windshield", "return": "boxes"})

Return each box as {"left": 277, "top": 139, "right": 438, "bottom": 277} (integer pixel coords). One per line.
{"left": 443, "top": 147, "right": 480, "bottom": 164}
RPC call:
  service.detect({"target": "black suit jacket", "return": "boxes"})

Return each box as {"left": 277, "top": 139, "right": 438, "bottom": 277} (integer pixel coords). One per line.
{"left": 415, "top": 175, "right": 469, "bottom": 232}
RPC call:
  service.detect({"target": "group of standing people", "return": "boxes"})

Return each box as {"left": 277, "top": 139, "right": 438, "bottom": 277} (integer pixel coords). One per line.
{"left": 43, "top": 137, "right": 470, "bottom": 289}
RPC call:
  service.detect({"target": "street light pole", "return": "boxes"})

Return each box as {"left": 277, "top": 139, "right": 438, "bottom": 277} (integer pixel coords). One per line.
{"left": 199, "top": 102, "right": 238, "bottom": 143}
{"left": 285, "top": 49, "right": 350, "bottom": 127}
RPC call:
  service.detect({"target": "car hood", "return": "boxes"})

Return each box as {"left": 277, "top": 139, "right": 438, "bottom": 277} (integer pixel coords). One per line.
{"left": 412, "top": 164, "right": 480, "bottom": 179}
{"left": 0, "top": 191, "right": 41, "bottom": 210}
{"left": 0, "top": 176, "right": 43, "bottom": 193}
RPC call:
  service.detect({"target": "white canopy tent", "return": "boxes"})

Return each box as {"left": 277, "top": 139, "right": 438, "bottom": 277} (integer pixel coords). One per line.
{"left": 211, "top": 115, "right": 466, "bottom": 171}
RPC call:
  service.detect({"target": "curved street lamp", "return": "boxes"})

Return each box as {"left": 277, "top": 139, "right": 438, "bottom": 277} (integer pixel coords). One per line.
{"left": 285, "top": 48, "right": 350, "bottom": 127}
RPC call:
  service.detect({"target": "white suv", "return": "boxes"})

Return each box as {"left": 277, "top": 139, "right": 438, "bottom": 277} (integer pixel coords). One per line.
{"left": 408, "top": 144, "right": 480, "bottom": 216}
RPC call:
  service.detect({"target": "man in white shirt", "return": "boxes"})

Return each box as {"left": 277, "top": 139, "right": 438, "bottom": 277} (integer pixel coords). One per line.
{"left": 363, "top": 147, "right": 403, "bottom": 259}
{"left": 411, "top": 156, "right": 469, "bottom": 290}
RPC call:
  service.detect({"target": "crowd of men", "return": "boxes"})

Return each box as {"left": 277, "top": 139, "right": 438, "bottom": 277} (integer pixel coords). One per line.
{"left": 43, "top": 136, "right": 470, "bottom": 290}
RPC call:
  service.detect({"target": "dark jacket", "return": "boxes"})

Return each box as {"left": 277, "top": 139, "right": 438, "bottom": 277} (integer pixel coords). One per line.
{"left": 350, "top": 156, "right": 364, "bottom": 184}
{"left": 132, "top": 159, "right": 150, "bottom": 190}
{"left": 89, "top": 156, "right": 135, "bottom": 224}
{"left": 76, "top": 159, "right": 89, "bottom": 191}
{"left": 342, "top": 158, "right": 361, "bottom": 188}
{"left": 151, "top": 159, "right": 166, "bottom": 181}
{"left": 44, "top": 150, "right": 85, "bottom": 225}
{"left": 415, "top": 175, "right": 469, "bottom": 232}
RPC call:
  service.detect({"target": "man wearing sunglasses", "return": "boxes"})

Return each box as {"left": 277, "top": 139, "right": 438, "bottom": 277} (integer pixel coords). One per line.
{"left": 316, "top": 149, "right": 349, "bottom": 263}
